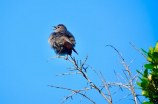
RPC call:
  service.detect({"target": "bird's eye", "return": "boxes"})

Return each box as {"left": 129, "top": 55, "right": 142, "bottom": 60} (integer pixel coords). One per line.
{"left": 58, "top": 26, "right": 60, "bottom": 28}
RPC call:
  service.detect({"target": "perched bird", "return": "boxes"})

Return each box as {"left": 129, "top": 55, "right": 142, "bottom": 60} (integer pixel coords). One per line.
{"left": 48, "top": 24, "right": 78, "bottom": 58}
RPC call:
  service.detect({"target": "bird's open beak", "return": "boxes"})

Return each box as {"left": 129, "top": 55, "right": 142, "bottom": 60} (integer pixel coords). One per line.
{"left": 52, "top": 26, "right": 57, "bottom": 30}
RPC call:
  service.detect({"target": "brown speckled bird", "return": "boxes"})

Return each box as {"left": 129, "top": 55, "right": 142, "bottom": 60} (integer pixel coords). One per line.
{"left": 48, "top": 24, "right": 78, "bottom": 58}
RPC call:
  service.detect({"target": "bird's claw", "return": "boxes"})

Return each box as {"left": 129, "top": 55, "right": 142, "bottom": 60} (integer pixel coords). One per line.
{"left": 65, "top": 56, "right": 68, "bottom": 60}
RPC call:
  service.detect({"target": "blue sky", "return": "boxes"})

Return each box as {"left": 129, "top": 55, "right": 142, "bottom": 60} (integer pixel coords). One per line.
{"left": 0, "top": 0, "right": 158, "bottom": 104}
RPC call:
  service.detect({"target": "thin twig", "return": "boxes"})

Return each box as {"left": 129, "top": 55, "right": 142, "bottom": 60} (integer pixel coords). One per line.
{"left": 128, "top": 57, "right": 136, "bottom": 67}
{"left": 113, "top": 70, "right": 124, "bottom": 94}
{"left": 70, "top": 56, "right": 112, "bottom": 103}
{"left": 106, "top": 45, "right": 124, "bottom": 61}
{"left": 100, "top": 71, "right": 112, "bottom": 103}
{"left": 113, "top": 87, "right": 122, "bottom": 95}
{"left": 47, "top": 56, "right": 75, "bottom": 64}
{"left": 116, "top": 93, "right": 132, "bottom": 103}
{"left": 80, "top": 55, "right": 88, "bottom": 71}
{"left": 129, "top": 42, "right": 148, "bottom": 59}
{"left": 56, "top": 72, "right": 81, "bottom": 76}
{"left": 117, "top": 73, "right": 128, "bottom": 84}
{"left": 48, "top": 85, "right": 96, "bottom": 104}
{"left": 80, "top": 83, "right": 88, "bottom": 102}
{"left": 61, "top": 92, "right": 76, "bottom": 104}
{"left": 107, "top": 83, "right": 131, "bottom": 90}
{"left": 138, "top": 98, "right": 145, "bottom": 104}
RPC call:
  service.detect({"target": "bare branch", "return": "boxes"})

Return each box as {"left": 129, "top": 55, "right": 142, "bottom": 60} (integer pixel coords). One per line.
{"left": 128, "top": 57, "right": 136, "bottom": 67}
{"left": 79, "top": 66, "right": 111, "bottom": 103}
{"left": 107, "top": 83, "right": 131, "bottom": 91}
{"left": 112, "top": 87, "right": 122, "bottom": 95}
{"left": 48, "top": 85, "right": 96, "bottom": 104}
{"left": 47, "top": 56, "right": 75, "bottom": 64}
{"left": 116, "top": 93, "right": 132, "bottom": 103}
{"left": 100, "top": 71, "right": 112, "bottom": 102}
{"left": 56, "top": 72, "right": 81, "bottom": 76}
{"left": 138, "top": 98, "right": 145, "bottom": 104}
{"left": 129, "top": 42, "right": 148, "bottom": 59}
{"left": 80, "top": 83, "right": 88, "bottom": 102}
{"left": 61, "top": 92, "right": 76, "bottom": 104}
{"left": 106, "top": 45, "right": 138, "bottom": 104}
{"left": 48, "top": 43, "right": 143, "bottom": 104}
{"left": 114, "top": 70, "right": 121, "bottom": 84}
{"left": 67, "top": 56, "right": 112, "bottom": 103}
{"left": 106, "top": 45, "right": 125, "bottom": 61}
{"left": 77, "top": 91, "right": 96, "bottom": 104}
{"left": 47, "top": 85, "right": 93, "bottom": 92}
{"left": 80, "top": 55, "right": 88, "bottom": 71}
{"left": 47, "top": 55, "right": 113, "bottom": 104}
{"left": 117, "top": 73, "right": 128, "bottom": 84}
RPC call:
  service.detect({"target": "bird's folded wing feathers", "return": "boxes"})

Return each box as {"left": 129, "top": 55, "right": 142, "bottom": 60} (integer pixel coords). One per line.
{"left": 59, "top": 36, "right": 72, "bottom": 44}
{"left": 48, "top": 32, "right": 75, "bottom": 48}
{"left": 63, "top": 31, "right": 76, "bottom": 45}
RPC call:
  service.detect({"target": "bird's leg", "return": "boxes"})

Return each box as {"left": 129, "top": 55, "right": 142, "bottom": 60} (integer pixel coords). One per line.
{"left": 65, "top": 54, "right": 68, "bottom": 60}
{"left": 56, "top": 54, "right": 59, "bottom": 58}
{"left": 57, "top": 47, "right": 63, "bottom": 56}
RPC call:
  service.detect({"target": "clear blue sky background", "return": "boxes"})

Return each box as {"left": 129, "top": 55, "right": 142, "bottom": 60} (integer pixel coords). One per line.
{"left": 0, "top": 0, "right": 158, "bottom": 104}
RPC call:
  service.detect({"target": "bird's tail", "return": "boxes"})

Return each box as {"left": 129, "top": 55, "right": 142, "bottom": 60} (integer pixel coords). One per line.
{"left": 64, "top": 41, "right": 78, "bottom": 55}
{"left": 72, "top": 47, "right": 78, "bottom": 55}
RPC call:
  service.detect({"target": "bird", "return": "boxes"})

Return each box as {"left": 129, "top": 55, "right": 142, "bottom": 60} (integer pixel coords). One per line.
{"left": 48, "top": 24, "right": 78, "bottom": 58}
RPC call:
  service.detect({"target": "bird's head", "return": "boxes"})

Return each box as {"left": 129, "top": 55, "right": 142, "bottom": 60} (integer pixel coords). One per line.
{"left": 52, "top": 24, "right": 67, "bottom": 32}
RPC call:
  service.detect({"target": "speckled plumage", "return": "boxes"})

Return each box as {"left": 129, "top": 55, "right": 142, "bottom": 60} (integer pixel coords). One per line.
{"left": 48, "top": 24, "right": 78, "bottom": 56}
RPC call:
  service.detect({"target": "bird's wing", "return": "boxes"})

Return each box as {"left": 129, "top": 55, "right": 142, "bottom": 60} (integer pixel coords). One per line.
{"left": 48, "top": 32, "right": 72, "bottom": 46}
{"left": 59, "top": 35, "right": 73, "bottom": 45}
{"left": 63, "top": 31, "right": 76, "bottom": 46}
{"left": 48, "top": 32, "right": 76, "bottom": 50}
{"left": 60, "top": 35, "right": 78, "bottom": 54}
